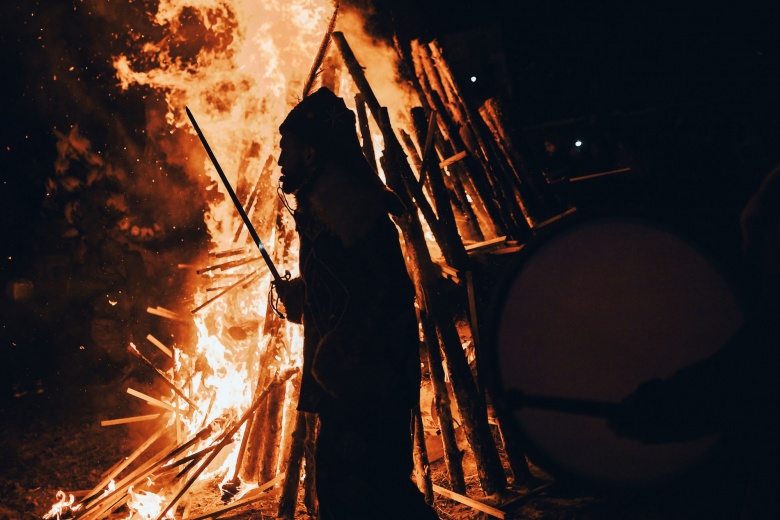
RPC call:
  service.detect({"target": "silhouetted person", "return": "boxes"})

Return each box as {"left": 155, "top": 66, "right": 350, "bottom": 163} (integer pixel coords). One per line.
{"left": 272, "top": 87, "right": 439, "bottom": 520}
{"left": 609, "top": 165, "right": 780, "bottom": 519}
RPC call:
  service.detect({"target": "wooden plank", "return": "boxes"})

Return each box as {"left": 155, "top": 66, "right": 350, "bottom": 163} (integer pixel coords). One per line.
{"left": 101, "top": 413, "right": 162, "bottom": 426}
{"left": 439, "top": 150, "right": 467, "bottom": 168}
{"left": 432, "top": 484, "right": 505, "bottom": 519}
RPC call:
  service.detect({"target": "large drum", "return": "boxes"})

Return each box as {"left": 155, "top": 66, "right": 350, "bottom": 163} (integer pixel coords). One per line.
{"left": 484, "top": 213, "right": 744, "bottom": 488}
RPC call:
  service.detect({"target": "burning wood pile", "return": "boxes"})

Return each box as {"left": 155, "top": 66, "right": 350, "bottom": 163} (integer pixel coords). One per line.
{"left": 44, "top": 1, "right": 572, "bottom": 519}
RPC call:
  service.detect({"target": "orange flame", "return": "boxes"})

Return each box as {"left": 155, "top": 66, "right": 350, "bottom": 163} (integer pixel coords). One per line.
{"left": 48, "top": 0, "right": 425, "bottom": 516}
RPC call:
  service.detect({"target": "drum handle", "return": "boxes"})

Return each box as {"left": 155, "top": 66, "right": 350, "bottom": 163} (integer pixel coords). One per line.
{"left": 505, "top": 388, "right": 620, "bottom": 418}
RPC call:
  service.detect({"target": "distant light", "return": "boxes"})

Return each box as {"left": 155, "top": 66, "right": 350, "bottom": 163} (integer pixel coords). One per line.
{"left": 470, "top": 76, "right": 477, "bottom": 83}
{"left": 575, "top": 140, "right": 582, "bottom": 147}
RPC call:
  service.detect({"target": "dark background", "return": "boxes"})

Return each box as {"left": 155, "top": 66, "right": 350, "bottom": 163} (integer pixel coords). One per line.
{"left": 2, "top": 0, "right": 779, "bottom": 394}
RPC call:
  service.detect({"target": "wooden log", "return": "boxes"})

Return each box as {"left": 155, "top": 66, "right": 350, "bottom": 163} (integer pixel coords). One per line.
{"left": 81, "top": 438, "right": 177, "bottom": 517}
{"left": 428, "top": 41, "right": 531, "bottom": 237}
{"left": 333, "top": 30, "right": 506, "bottom": 497}
{"left": 153, "top": 369, "right": 298, "bottom": 520}
{"left": 491, "top": 404, "right": 534, "bottom": 485}
{"left": 392, "top": 34, "right": 431, "bottom": 115}
{"left": 185, "top": 474, "right": 284, "bottom": 520}
{"left": 399, "top": 129, "right": 423, "bottom": 175}
{"left": 233, "top": 154, "right": 275, "bottom": 243}
{"left": 432, "top": 484, "right": 505, "bottom": 519}
{"left": 419, "top": 307, "right": 465, "bottom": 494}
{"left": 419, "top": 90, "right": 502, "bottom": 236}
{"left": 146, "top": 306, "right": 187, "bottom": 322}
{"left": 128, "top": 343, "right": 198, "bottom": 410}
{"left": 259, "top": 382, "right": 286, "bottom": 482}
{"left": 302, "top": 412, "right": 319, "bottom": 516}
{"left": 411, "top": 41, "right": 512, "bottom": 237}
{"left": 479, "top": 98, "right": 554, "bottom": 221}
{"left": 209, "top": 246, "right": 252, "bottom": 258}
{"left": 410, "top": 107, "right": 469, "bottom": 269}
{"left": 83, "top": 425, "right": 169, "bottom": 504}
{"left": 100, "top": 413, "right": 163, "bottom": 427}
{"left": 381, "top": 109, "right": 507, "bottom": 496}
{"left": 190, "top": 269, "right": 261, "bottom": 314}
{"left": 195, "top": 254, "right": 262, "bottom": 275}
{"left": 145, "top": 334, "right": 173, "bottom": 358}
{"left": 126, "top": 387, "right": 177, "bottom": 413}
{"left": 332, "top": 31, "right": 455, "bottom": 265}
{"left": 355, "top": 93, "right": 378, "bottom": 173}
{"left": 412, "top": 406, "right": 435, "bottom": 505}
{"left": 276, "top": 411, "right": 307, "bottom": 519}
{"left": 275, "top": 377, "right": 301, "bottom": 473}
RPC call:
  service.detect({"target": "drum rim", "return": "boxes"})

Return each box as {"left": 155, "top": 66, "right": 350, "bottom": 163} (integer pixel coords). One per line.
{"left": 481, "top": 207, "right": 743, "bottom": 489}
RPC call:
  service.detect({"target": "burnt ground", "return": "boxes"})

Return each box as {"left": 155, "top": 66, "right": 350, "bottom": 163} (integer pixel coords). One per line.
{"left": 0, "top": 366, "right": 754, "bottom": 520}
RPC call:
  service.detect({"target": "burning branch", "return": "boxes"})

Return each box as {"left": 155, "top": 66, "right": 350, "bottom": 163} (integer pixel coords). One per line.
{"left": 101, "top": 413, "right": 165, "bottom": 426}
{"left": 128, "top": 342, "right": 198, "bottom": 411}
{"left": 146, "top": 334, "right": 173, "bottom": 358}
{"left": 301, "top": 2, "right": 339, "bottom": 99}
{"left": 190, "top": 269, "right": 262, "bottom": 314}
{"left": 147, "top": 306, "right": 188, "bottom": 322}
{"left": 153, "top": 368, "right": 298, "bottom": 520}
{"left": 432, "top": 484, "right": 505, "bottom": 519}
{"left": 195, "top": 254, "right": 263, "bottom": 275}
{"left": 126, "top": 387, "right": 178, "bottom": 413}
{"left": 82, "top": 425, "right": 171, "bottom": 506}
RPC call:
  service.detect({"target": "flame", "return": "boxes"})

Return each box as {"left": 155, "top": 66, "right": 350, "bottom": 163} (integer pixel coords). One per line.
{"left": 43, "top": 490, "right": 82, "bottom": 520}
{"left": 46, "top": 0, "right": 427, "bottom": 516}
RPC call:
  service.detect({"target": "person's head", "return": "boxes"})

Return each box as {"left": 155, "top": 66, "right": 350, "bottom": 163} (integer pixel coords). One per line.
{"left": 278, "top": 87, "right": 366, "bottom": 195}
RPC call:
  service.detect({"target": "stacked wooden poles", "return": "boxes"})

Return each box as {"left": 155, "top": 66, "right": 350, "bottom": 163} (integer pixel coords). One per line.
{"left": 332, "top": 31, "right": 507, "bottom": 498}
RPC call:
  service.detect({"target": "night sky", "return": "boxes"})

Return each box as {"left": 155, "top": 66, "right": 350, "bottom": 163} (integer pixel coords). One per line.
{"left": 1, "top": 0, "right": 779, "bottom": 389}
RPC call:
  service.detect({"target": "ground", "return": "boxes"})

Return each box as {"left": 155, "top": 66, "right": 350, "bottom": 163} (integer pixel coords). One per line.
{"left": 0, "top": 367, "right": 755, "bottom": 520}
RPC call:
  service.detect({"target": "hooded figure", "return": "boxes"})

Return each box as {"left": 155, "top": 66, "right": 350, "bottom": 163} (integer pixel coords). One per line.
{"left": 274, "top": 87, "right": 438, "bottom": 520}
